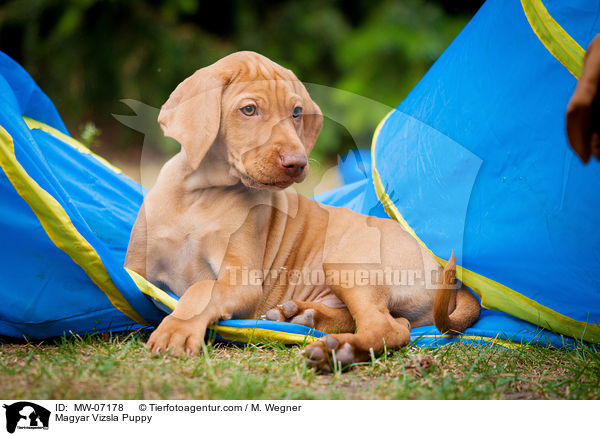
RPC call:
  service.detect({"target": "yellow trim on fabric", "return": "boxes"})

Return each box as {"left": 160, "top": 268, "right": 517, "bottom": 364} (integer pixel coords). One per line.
{"left": 125, "top": 268, "right": 178, "bottom": 311}
{"left": 0, "top": 125, "right": 148, "bottom": 326}
{"left": 521, "top": 0, "right": 585, "bottom": 78}
{"left": 209, "top": 325, "right": 319, "bottom": 345}
{"left": 370, "top": 113, "right": 600, "bottom": 344}
{"left": 125, "top": 268, "right": 319, "bottom": 345}
{"left": 23, "top": 117, "right": 124, "bottom": 174}
{"left": 122, "top": 270, "right": 524, "bottom": 348}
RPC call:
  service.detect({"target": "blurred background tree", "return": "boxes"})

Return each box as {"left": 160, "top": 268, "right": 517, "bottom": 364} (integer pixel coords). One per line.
{"left": 0, "top": 0, "right": 483, "bottom": 170}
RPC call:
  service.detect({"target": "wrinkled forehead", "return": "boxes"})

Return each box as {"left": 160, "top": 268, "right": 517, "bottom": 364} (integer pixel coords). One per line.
{"left": 221, "top": 61, "right": 305, "bottom": 110}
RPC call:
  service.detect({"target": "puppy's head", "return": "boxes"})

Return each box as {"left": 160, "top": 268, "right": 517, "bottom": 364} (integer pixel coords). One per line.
{"left": 158, "top": 51, "right": 323, "bottom": 189}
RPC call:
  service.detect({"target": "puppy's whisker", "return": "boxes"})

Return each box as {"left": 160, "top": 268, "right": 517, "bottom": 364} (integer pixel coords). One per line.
{"left": 308, "top": 158, "right": 321, "bottom": 168}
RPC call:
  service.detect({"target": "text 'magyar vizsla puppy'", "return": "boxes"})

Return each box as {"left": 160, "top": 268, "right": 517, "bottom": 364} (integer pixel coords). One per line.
{"left": 125, "top": 51, "right": 480, "bottom": 372}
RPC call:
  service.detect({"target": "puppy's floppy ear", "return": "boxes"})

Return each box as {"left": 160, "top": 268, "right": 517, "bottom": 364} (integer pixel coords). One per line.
{"left": 158, "top": 67, "right": 226, "bottom": 169}
{"left": 300, "top": 92, "right": 323, "bottom": 153}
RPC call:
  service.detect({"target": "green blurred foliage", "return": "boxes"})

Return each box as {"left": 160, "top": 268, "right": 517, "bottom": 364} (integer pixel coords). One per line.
{"left": 0, "top": 0, "right": 480, "bottom": 162}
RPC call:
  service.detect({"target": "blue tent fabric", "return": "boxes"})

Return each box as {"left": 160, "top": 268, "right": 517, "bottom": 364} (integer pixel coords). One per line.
{"left": 0, "top": 54, "right": 67, "bottom": 135}
{"left": 0, "top": 51, "right": 331, "bottom": 345}
{"left": 336, "top": 148, "right": 372, "bottom": 185}
{"left": 373, "top": 0, "right": 600, "bottom": 344}
{"left": 1, "top": 0, "right": 598, "bottom": 348}
{"left": 317, "top": 155, "right": 580, "bottom": 348}
{"left": 0, "top": 51, "right": 165, "bottom": 339}
{"left": 327, "top": 0, "right": 600, "bottom": 344}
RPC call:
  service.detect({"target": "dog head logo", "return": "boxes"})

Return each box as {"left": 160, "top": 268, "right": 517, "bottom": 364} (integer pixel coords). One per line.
{"left": 3, "top": 402, "right": 50, "bottom": 433}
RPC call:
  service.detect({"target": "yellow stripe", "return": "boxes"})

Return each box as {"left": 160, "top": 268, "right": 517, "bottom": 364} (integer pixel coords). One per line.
{"left": 23, "top": 117, "right": 124, "bottom": 174}
{"left": 125, "top": 269, "right": 524, "bottom": 348}
{"left": 124, "top": 269, "right": 321, "bottom": 343}
{"left": 209, "top": 325, "right": 319, "bottom": 345}
{"left": 126, "top": 268, "right": 316, "bottom": 343}
{"left": 370, "top": 112, "right": 600, "bottom": 344}
{"left": 215, "top": 326, "right": 522, "bottom": 348}
{"left": 125, "top": 268, "right": 178, "bottom": 311}
{"left": 0, "top": 125, "right": 148, "bottom": 326}
{"left": 124, "top": 269, "right": 524, "bottom": 348}
{"left": 521, "top": 0, "right": 585, "bottom": 78}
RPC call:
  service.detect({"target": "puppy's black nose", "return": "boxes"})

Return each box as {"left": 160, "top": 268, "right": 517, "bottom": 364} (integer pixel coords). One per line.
{"left": 280, "top": 153, "right": 307, "bottom": 178}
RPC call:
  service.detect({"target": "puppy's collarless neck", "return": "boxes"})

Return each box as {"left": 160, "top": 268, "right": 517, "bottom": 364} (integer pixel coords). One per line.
{"left": 179, "top": 152, "right": 239, "bottom": 191}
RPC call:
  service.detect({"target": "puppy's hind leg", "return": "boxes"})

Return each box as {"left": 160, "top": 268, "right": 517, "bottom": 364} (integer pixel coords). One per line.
{"left": 301, "top": 280, "right": 411, "bottom": 373}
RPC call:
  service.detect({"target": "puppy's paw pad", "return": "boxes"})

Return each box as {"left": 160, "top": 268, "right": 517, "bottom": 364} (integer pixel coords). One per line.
{"left": 263, "top": 301, "right": 313, "bottom": 327}
{"left": 290, "top": 308, "right": 314, "bottom": 327}
{"left": 304, "top": 345, "right": 324, "bottom": 361}
{"left": 302, "top": 335, "right": 355, "bottom": 373}
{"left": 265, "top": 308, "right": 284, "bottom": 321}
{"left": 334, "top": 343, "right": 354, "bottom": 366}
{"left": 281, "top": 301, "right": 299, "bottom": 318}
{"left": 322, "top": 335, "right": 338, "bottom": 349}
{"left": 303, "top": 344, "right": 330, "bottom": 373}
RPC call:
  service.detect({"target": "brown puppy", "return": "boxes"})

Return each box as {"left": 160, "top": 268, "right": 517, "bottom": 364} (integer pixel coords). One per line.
{"left": 125, "top": 51, "right": 480, "bottom": 371}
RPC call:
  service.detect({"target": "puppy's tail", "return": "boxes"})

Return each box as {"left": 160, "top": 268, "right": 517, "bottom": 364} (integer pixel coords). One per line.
{"left": 433, "top": 252, "right": 481, "bottom": 334}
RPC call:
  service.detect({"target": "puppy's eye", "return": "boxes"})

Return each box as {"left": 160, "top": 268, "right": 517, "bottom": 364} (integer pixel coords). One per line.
{"left": 292, "top": 107, "right": 303, "bottom": 119}
{"left": 240, "top": 105, "right": 257, "bottom": 116}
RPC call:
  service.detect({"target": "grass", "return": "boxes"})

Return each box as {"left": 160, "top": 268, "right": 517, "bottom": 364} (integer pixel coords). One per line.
{"left": 1, "top": 332, "right": 598, "bottom": 400}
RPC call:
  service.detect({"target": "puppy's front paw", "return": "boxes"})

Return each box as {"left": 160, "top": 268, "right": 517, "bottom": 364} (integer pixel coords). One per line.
{"left": 147, "top": 315, "right": 206, "bottom": 357}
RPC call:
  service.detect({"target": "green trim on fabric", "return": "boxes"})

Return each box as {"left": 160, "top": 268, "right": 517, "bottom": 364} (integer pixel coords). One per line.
{"left": 0, "top": 125, "right": 148, "bottom": 326}
{"left": 521, "top": 0, "right": 585, "bottom": 78}
{"left": 24, "top": 117, "right": 124, "bottom": 174}
{"left": 370, "top": 112, "right": 600, "bottom": 343}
